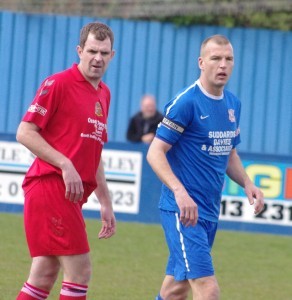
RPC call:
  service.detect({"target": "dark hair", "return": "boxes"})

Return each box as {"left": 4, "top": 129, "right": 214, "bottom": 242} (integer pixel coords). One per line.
{"left": 79, "top": 22, "right": 114, "bottom": 49}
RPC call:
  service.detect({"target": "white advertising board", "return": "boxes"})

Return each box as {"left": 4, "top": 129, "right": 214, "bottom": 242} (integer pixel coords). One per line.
{"left": 0, "top": 141, "right": 142, "bottom": 214}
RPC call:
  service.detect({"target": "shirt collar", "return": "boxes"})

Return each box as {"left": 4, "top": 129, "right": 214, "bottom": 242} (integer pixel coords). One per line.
{"left": 196, "top": 79, "right": 224, "bottom": 100}
{"left": 71, "top": 63, "right": 103, "bottom": 89}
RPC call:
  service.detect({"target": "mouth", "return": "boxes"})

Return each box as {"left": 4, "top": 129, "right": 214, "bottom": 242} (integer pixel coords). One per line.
{"left": 91, "top": 65, "right": 102, "bottom": 70}
{"left": 217, "top": 72, "right": 227, "bottom": 79}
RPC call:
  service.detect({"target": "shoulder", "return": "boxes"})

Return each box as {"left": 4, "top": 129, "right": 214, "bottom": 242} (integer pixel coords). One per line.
{"left": 41, "top": 67, "right": 73, "bottom": 88}
{"left": 174, "top": 82, "right": 198, "bottom": 102}
{"left": 165, "top": 82, "right": 199, "bottom": 114}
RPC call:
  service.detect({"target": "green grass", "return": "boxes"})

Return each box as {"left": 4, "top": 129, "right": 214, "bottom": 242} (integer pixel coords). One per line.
{"left": 0, "top": 213, "right": 291, "bottom": 299}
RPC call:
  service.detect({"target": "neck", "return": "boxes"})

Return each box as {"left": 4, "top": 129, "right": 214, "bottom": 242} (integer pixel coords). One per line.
{"left": 199, "top": 77, "right": 223, "bottom": 97}
{"left": 77, "top": 64, "right": 100, "bottom": 90}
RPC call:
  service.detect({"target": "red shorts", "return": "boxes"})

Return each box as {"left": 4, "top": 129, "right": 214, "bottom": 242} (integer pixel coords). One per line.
{"left": 23, "top": 174, "right": 90, "bottom": 257}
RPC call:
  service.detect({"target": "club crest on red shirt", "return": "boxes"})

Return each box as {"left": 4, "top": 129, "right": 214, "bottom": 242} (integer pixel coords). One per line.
{"left": 95, "top": 102, "right": 103, "bottom": 117}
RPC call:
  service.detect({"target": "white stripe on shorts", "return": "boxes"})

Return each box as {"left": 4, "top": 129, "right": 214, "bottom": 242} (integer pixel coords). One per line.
{"left": 175, "top": 212, "right": 190, "bottom": 272}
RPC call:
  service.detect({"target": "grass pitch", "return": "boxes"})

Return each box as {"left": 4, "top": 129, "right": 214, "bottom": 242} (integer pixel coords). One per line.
{"left": 0, "top": 212, "right": 291, "bottom": 300}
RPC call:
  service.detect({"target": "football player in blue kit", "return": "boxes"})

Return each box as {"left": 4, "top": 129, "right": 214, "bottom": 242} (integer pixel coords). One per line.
{"left": 147, "top": 35, "right": 265, "bottom": 300}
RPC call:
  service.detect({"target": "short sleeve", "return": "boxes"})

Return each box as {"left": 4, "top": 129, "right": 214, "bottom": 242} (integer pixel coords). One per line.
{"left": 156, "top": 94, "right": 193, "bottom": 145}
{"left": 22, "top": 77, "right": 61, "bottom": 129}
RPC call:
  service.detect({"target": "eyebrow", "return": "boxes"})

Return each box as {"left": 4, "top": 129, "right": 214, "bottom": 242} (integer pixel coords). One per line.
{"left": 210, "top": 54, "right": 234, "bottom": 59}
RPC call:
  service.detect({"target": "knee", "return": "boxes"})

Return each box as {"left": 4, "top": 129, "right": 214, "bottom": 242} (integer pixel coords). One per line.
{"left": 192, "top": 276, "right": 220, "bottom": 300}
{"left": 78, "top": 263, "right": 92, "bottom": 285}
{"left": 161, "top": 290, "right": 189, "bottom": 300}
{"left": 65, "top": 261, "right": 92, "bottom": 285}
{"left": 28, "top": 264, "right": 60, "bottom": 291}
{"left": 207, "top": 281, "right": 220, "bottom": 299}
{"left": 208, "top": 277, "right": 220, "bottom": 298}
{"left": 160, "top": 280, "right": 190, "bottom": 300}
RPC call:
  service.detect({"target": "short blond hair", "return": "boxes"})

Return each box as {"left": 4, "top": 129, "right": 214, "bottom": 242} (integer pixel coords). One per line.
{"left": 200, "top": 34, "right": 231, "bottom": 56}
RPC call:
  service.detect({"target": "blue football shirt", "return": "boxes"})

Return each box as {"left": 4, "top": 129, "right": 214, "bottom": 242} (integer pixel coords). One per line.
{"left": 156, "top": 80, "right": 241, "bottom": 222}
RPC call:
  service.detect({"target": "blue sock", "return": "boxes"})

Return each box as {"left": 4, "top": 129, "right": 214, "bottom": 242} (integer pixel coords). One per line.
{"left": 155, "top": 294, "right": 163, "bottom": 300}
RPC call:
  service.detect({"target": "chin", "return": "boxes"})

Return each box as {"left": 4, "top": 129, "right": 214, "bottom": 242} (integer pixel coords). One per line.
{"left": 89, "top": 73, "right": 101, "bottom": 80}
{"left": 214, "top": 82, "right": 225, "bottom": 89}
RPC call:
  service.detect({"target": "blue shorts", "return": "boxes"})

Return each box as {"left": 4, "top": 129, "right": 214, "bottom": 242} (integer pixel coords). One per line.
{"left": 160, "top": 209, "right": 218, "bottom": 281}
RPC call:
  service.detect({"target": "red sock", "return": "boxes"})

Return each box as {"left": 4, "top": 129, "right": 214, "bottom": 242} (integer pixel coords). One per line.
{"left": 16, "top": 282, "right": 49, "bottom": 299}
{"left": 59, "top": 281, "right": 88, "bottom": 299}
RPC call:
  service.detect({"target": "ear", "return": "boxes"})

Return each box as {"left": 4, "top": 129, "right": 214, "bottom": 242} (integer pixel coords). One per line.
{"left": 110, "top": 49, "right": 116, "bottom": 59}
{"left": 198, "top": 57, "right": 204, "bottom": 70}
{"left": 76, "top": 45, "right": 82, "bottom": 58}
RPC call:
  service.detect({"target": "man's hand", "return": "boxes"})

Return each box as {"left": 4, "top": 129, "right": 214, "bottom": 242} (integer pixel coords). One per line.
{"left": 244, "top": 182, "right": 265, "bottom": 215}
{"left": 175, "top": 187, "right": 198, "bottom": 227}
{"left": 61, "top": 160, "right": 84, "bottom": 203}
{"left": 98, "top": 205, "right": 116, "bottom": 239}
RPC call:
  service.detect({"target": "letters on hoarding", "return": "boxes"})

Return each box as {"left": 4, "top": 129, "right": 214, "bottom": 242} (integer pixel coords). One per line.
{"left": 0, "top": 141, "right": 291, "bottom": 227}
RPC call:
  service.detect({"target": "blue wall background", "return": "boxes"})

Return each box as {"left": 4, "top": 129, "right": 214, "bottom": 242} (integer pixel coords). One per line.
{"left": 0, "top": 10, "right": 292, "bottom": 157}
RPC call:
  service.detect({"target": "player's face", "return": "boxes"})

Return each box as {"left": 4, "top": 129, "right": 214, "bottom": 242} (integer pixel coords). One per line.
{"left": 77, "top": 33, "right": 115, "bottom": 87}
{"left": 198, "top": 41, "right": 234, "bottom": 95}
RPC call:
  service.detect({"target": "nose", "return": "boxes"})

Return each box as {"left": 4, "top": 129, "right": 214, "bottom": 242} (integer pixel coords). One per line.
{"left": 94, "top": 52, "right": 102, "bottom": 61}
{"left": 219, "top": 59, "right": 227, "bottom": 68}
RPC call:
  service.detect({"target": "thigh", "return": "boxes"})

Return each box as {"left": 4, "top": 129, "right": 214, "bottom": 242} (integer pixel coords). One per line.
{"left": 24, "top": 175, "right": 90, "bottom": 257}
{"left": 58, "top": 253, "right": 92, "bottom": 284}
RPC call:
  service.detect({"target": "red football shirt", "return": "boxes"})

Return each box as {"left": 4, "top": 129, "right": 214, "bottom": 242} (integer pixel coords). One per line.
{"left": 22, "top": 64, "right": 111, "bottom": 195}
